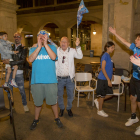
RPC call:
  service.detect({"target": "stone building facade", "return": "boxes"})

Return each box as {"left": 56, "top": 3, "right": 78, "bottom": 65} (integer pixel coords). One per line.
{"left": 0, "top": 0, "right": 140, "bottom": 70}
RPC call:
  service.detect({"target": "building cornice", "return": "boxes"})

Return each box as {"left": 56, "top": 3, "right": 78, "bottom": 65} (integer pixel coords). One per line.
{"left": 0, "top": 0, "right": 19, "bottom": 12}
{"left": 17, "top": 5, "right": 103, "bottom": 18}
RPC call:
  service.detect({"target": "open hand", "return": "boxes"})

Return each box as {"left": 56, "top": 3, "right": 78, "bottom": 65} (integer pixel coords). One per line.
{"left": 37, "top": 35, "right": 42, "bottom": 48}
{"left": 130, "top": 55, "right": 140, "bottom": 66}
{"left": 43, "top": 34, "right": 48, "bottom": 46}
{"left": 109, "top": 27, "right": 116, "bottom": 35}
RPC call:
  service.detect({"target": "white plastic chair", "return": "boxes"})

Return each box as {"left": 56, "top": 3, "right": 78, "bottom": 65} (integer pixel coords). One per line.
{"left": 74, "top": 73, "right": 97, "bottom": 107}
{"left": 112, "top": 75, "right": 124, "bottom": 112}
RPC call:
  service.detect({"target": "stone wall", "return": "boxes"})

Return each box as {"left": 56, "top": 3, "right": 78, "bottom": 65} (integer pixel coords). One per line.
{"left": 0, "top": 0, "right": 18, "bottom": 42}
{"left": 91, "top": 23, "right": 102, "bottom": 56}
{"left": 132, "top": 0, "right": 140, "bottom": 42}
{"left": 103, "top": 0, "right": 134, "bottom": 71}
{"left": 17, "top": 5, "right": 103, "bottom": 47}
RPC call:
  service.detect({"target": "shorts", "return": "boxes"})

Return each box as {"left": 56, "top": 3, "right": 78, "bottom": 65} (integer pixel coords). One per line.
{"left": 5, "top": 59, "right": 13, "bottom": 69}
{"left": 130, "top": 76, "right": 140, "bottom": 102}
{"left": 31, "top": 83, "right": 58, "bottom": 106}
{"left": 96, "top": 79, "right": 113, "bottom": 97}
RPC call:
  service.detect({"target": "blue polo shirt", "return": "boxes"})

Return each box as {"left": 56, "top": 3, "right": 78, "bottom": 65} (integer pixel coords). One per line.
{"left": 130, "top": 43, "right": 140, "bottom": 80}
{"left": 98, "top": 52, "right": 113, "bottom": 80}
{"left": 29, "top": 45, "right": 58, "bottom": 84}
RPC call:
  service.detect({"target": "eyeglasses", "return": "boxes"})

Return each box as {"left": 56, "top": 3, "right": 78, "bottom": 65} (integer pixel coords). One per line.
{"left": 62, "top": 56, "right": 66, "bottom": 63}
{"left": 13, "top": 36, "right": 21, "bottom": 38}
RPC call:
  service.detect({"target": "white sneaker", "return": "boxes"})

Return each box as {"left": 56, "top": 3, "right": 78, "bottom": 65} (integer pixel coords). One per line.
{"left": 9, "top": 79, "right": 18, "bottom": 88}
{"left": 24, "top": 105, "right": 29, "bottom": 112}
{"left": 97, "top": 110, "right": 108, "bottom": 117}
{"left": 3, "top": 82, "right": 8, "bottom": 87}
{"left": 125, "top": 117, "right": 139, "bottom": 126}
{"left": 94, "top": 99, "right": 99, "bottom": 110}
{"left": 135, "top": 126, "right": 140, "bottom": 135}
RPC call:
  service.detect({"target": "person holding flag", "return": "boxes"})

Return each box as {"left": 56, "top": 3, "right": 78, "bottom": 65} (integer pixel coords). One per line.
{"left": 77, "top": 0, "right": 89, "bottom": 37}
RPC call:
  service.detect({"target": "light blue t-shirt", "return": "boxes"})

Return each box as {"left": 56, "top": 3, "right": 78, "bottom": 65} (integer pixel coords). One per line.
{"left": 98, "top": 52, "right": 113, "bottom": 80}
{"left": 130, "top": 43, "right": 140, "bottom": 80}
{"left": 29, "top": 45, "right": 58, "bottom": 84}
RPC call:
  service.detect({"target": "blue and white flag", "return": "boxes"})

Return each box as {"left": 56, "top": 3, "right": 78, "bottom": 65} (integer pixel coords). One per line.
{"left": 77, "top": 0, "right": 89, "bottom": 26}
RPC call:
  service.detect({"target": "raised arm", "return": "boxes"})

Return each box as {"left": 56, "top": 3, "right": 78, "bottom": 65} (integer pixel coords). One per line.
{"left": 109, "top": 27, "right": 131, "bottom": 48}
{"left": 74, "top": 38, "right": 83, "bottom": 59}
{"left": 43, "top": 34, "right": 56, "bottom": 60}
{"left": 28, "top": 36, "right": 42, "bottom": 62}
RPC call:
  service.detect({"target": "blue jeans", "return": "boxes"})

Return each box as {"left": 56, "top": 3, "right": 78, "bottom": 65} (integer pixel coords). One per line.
{"left": 7, "top": 71, "right": 27, "bottom": 106}
{"left": 57, "top": 77, "right": 75, "bottom": 110}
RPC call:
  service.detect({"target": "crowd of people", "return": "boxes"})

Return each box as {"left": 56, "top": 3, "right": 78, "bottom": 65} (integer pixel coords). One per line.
{"left": 0, "top": 27, "right": 140, "bottom": 136}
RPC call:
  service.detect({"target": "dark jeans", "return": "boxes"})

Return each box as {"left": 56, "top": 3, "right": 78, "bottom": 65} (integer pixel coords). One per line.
{"left": 7, "top": 71, "right": 27, "bottom": 106}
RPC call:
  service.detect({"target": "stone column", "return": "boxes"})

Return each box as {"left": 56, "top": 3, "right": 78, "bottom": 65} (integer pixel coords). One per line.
{"left": 0, "top": 0, "right": 19, "bottom": 42}
{"left": 102, "top": 0, "right": 134, "bottom": 70}
{"left": 33, "top": 0, "right": 35, "bottom": 7}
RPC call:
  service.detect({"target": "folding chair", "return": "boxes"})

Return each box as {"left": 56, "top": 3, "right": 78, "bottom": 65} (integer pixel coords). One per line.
{"left": 112, "top": 75, "right": 124, "bottom": 112}
{"left": 0, "top": 87, "right": 16, "bottom": 140}
{"left": 74, "top": 73, "right": 97, "bottom": 107}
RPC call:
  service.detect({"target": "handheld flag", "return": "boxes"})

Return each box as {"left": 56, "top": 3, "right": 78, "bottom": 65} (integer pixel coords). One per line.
{"left": 77, "top": 0, "right": 89, "bottom": 26}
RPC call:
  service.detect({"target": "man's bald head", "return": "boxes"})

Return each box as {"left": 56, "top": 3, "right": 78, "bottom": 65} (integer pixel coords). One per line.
{"left": 60, "top": 36, "right": 70, "bottom": 51}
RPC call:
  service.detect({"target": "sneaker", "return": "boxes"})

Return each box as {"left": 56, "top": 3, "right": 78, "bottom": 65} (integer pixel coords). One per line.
{"left": 125, "top": 117, "right": 139, "bottom": 126}
{"left": 94, "top": 99, "right": 99, "bottom": 110}
{"left": 24, "top": 105, "right": 29, "bottom": 112}
{"left": 97, "top": 110, "right": 108, "bottom": 117}
{"left": 9, "top": 79, "right": 18, "bottom": 88}
{"left": 54, "top": 118, "right": 63, "bottom": 128}
{"left": 135, "top": 126, "right": 140, "bottom": 135}
{"left": 3, "top": 82, "right": 8, "bottom": 87}
{"left": 30, "top": 119, "right": 39, "bottom": 130}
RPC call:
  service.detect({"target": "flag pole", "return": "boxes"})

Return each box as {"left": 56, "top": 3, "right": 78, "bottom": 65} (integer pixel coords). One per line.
{"left": 77, "top": 20, "right": 78, "bottom": 38}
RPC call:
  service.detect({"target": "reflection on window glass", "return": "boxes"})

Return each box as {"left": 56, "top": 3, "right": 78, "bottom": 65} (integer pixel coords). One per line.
{"left": 35, "top": 0, "right": 54, "bottom": 6}
{"left": 17, "top": 0, "right": 33, "bottom": 8}
{"left": 57, "top": 0, "right": 77, "bottom": 4}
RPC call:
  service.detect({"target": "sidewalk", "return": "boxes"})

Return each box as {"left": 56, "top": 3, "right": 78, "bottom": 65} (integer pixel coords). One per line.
{"left": 0, "top": 79, "right": 139, "bottom": 140}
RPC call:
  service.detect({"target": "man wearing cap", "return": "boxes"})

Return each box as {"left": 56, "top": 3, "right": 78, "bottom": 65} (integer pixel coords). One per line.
{"left": 29, "top": 30, "right": 63, "bottom": 130}
{"left": 55, "top": 37, "right": 83, "bottom": 117}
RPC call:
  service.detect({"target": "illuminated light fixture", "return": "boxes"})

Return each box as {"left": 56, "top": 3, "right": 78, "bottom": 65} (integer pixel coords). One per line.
{"left": 25, "top": 34, "right": 33, "bottom": 38}
{"left": 93, "top": 23, "right": 96, "bottom": 35}
{"left": 93, "top": 29, "right": 96, "bottom": 35}
{"left": 48, "top": 33, "right": 51, "bottom": 36}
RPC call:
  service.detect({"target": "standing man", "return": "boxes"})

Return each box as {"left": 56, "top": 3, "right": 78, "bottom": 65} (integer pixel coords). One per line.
{"left": 3, "top": 32, "right": 29, "bottom": 112}
{"left": 109, "top": 27, "right": 140, "bottom": 136}
{"left": 29, "top": 30, "right": 63, "bottom": 130}
{"left": 56, "top": 37, "right": 83, "bottom": 117}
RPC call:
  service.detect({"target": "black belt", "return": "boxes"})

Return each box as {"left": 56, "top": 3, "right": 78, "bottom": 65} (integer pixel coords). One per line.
{"left": 58, "top": 76, "right": 70, "bottom": 79}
